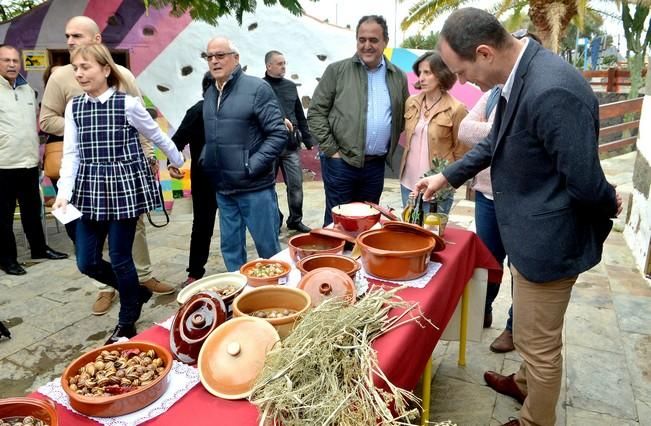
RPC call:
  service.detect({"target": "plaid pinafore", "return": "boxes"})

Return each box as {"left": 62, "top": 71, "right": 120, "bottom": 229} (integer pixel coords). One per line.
{"left": 71, "top": 92, "right": 161, "bottom": 221}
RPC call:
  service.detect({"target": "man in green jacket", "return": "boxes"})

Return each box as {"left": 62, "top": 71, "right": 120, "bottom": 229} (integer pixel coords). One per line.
{"left": 308, "top": 15, "right": 409, "bottom": 225}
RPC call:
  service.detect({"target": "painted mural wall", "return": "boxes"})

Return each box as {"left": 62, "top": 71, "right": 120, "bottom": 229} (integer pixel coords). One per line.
{"left": 0, "top": 0, "right": 481, "bottom": 207}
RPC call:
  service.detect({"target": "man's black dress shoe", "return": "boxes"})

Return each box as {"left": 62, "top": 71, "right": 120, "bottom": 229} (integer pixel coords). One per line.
{"left": 32, "top": 247, "right": 69, "bottom": 260}
{"left": 288, "top": 222, "right": 311, "bottom": 233}
{"left": 105, "top": 324, "right": 137, "bottom": 345}
{"left": 1, "top": 263, "right": 26, "bottom": 275}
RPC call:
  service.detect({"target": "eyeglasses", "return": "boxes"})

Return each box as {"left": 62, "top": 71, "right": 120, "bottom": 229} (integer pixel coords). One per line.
{"left": 201, "top": 51, "right": 236, "bottom": 61}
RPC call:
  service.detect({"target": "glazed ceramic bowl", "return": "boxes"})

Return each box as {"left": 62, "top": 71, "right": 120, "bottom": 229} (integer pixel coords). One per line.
{"left": 287, "top": 233, "right": 345, "bottom": 262}
{"left": 232, "top": 286, "right": 311, "bottom": 338}
{"left": 296, "top": 254, "right": 360, "bottom": 280}
{"left": 0, "top": 397, "right": 58, "bottom": 426}
{"left": 61, "top": 342, "right": 173, "bottom": 417}
{"left": 356, "top": 228, "right": 436, "bottom": 280}
{"left": 239, "top": 259, "right": 292, "bottom": 287}
{"left": 176, "top": 272, "right": 247, "bottom": 305}
{"left": 170, "top": 290, "right": 228, "bottom": 365}
{"left": 331, "top": 202, "right": 381, "bottom": 233}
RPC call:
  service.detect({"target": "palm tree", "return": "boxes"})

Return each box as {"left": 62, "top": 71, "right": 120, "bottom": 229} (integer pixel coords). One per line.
{"left": 400, "top": 0, "right": 589, "bottom": 52}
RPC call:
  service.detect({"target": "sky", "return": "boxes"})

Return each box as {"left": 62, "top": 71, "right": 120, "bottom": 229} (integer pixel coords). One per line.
{"left": 299, "top": 0, "right": 629, "bottom": 52}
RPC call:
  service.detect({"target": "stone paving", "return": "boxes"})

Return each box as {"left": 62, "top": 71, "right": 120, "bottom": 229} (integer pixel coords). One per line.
{"left": 1, "top": 152, "right": 649, "bottom": 426}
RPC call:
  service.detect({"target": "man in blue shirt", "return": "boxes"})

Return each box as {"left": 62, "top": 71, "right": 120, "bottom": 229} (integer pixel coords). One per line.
{"left": 308, "top": 15, "right": 409, "bottom": 225}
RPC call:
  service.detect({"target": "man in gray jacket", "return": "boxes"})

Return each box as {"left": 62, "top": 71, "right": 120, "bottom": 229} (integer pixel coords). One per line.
{"left": 308, "top": 15, "right": 409, "bottom": 225}
{"left": 416, "top": 8, "right": 622, "bottom": 426}
{"left": 0, "top": 45, "right": 68, "bottom": 276}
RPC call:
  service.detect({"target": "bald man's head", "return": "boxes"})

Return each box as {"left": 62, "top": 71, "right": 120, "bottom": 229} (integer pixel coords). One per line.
{"left": 65, "top": 16, "right": 101, "bottom": 52}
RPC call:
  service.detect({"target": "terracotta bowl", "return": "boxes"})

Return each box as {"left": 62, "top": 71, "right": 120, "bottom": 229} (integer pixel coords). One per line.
{"left": 239, "top": 259, "right": 292, "bottom": 287}
{"left": 331, "top": 202, "right": 381, "bottom": 233}
{"left": 296, "top": 254, "right": 360, "bottom": 280}
{"left": 176, "top": 272, "right": 247, "bottom": 305}
{"left": 0, "top": 397, "right": 58, "bottom": 426}
{"left": 61, "top": 342, "right": 173, "bottom": 417}
{"left": 356, "top": 229, "right": 435, "bottom": 280}
{"left": 170, "top": 290, "right": 228, "bottom": 365}
{"left": 232, "top": 286, "right": 311, "bottom": 338}
{"left": 287, "top": 233, "right": 345, "bottom": 262}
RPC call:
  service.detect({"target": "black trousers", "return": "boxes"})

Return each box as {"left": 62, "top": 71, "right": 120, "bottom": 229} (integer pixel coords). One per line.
{"left": 0, "top": 167, "right": 47, "bottom": 266}
{"left": 187, "top": 170, "right": 218, "bottom": 279}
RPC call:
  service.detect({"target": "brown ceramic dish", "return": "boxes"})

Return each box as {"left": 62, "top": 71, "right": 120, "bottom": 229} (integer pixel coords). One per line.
{"left": 296, "top": 254, "right": 360, "bottom": 280}
{"left": 287, "top": 233, "right": 345, "bottom": 262}
{"left": 198, "top": 316, "right": 280, "bottom": 399}
{"left": 239, "top": 259, "right": 292, "bottom": 287}
{"left": 331, "top": 202, "right": 381, "bottom": 233}
{"left": 232, "top": 286, "right": 311, "bottom": 338}
{"left": 0, "top": 397, "right": 58, "bottom": 426}
{"left": 356, "top": 228, "right": 436, "bottom": 280}
{"left": 382, "top": 221, "right": 446, "bottom": 252}
{"left": 297, "top": 267, "right": 357, "bottom": 307}
{"left": 61, "top": 342, "right": 173, "bottom": 417}
{"left": 170, "top": 290, "right": 228, "bottom": 365}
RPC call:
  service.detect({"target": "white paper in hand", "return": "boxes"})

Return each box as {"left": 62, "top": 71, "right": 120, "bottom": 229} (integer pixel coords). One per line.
{"left": 51, "top": 204, "right": 83, "bottom": 224}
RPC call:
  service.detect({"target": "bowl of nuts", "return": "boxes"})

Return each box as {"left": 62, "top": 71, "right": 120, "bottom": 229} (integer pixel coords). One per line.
{"left": 232, "top": 286, "right": 311, "bottom": 338}
{"left": 0, "top": 397, "right": 58, "bottom": 426}
{"left": 239, "top": 260, "right": 291, "bottom": 287}
{"left": 61, "top": 342, "right": 173, "bottom": 417}
{"left": 176, "top": 272, "right": 247, "bottom": 305}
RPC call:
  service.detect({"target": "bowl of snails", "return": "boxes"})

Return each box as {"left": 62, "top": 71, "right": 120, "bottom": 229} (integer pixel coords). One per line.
{"left": 0, "top": 397, "right": 58, "bottom": 426}
{"left": 61, "top": 342, "right": 173, "bottom": 417}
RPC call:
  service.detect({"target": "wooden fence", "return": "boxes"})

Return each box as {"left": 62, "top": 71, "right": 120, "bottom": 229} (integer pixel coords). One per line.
{"left": 583, "top": 67, "right": 648, "bottom": 93}
{"left": 598, "top": 97, "right": 643, "bottom": 154}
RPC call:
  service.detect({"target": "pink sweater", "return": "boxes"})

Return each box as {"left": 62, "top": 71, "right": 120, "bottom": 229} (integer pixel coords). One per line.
{"left": 457, "top": 90, "right": 496, "bottom": 197}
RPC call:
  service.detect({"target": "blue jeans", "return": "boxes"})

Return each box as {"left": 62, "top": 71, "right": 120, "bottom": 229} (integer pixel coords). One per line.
{"left": 75, "top": 217, "right": 150, "bottom": 325}
{"left": 475, "top": 191, "right": 513, "bottom": 331}
{"left": 400, "top": 184, "right": 454, "bottom": 215}
{"left": 217, "top": 187, "right": 281, "bottom": 271}
{"left": 320, "top": 154, "right": 386, "bottom": 226}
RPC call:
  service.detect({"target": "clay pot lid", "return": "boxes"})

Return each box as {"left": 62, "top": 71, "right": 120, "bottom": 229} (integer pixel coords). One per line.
{"left": 382, "top": 221, "right": 446, "bottom": 252}
{"left": 310, "top": 227, "right": 356, "bottom": 244}
{"left": 198, "top": 316, "right": 280, "bottom": 400}
{"left": 298, "top": 267, "right": 357, "bottom": 307}
{"left": 170, "top": 291, "right": 227, "bottom": 365}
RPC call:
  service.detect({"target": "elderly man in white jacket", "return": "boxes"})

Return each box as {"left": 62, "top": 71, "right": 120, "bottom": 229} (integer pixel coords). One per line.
{"left": 0, "top": 44, "right": 68, "bottom": 276}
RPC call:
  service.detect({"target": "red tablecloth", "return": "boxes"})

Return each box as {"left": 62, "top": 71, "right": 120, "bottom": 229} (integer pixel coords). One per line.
{"left": 31, "top": 227, "right": 500, "bottom": 425}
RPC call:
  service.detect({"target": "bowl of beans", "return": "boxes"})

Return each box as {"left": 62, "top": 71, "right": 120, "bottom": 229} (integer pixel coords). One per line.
{"left": 239, "top": 260, "right": 292, "bottom": 287}
{"left": 232, "top": 286, "right": 311, "bottom": 338}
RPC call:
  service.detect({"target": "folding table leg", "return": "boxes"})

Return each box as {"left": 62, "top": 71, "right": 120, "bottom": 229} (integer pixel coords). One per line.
{"left": 458, "top": 283, "right": 470, "bottom": 367}
{"left": 420, "top": 353, "right": 433, "bottom": 426}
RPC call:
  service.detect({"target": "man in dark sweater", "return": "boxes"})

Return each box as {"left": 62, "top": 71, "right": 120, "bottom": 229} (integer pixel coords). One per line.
{"left": 263, "top": 50, "right": 314, "bottom": 233}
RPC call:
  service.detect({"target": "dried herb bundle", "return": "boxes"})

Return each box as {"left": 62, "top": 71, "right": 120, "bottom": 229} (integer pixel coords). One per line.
{"left": 250, "top": 287, "right": 434, "bottom": 425}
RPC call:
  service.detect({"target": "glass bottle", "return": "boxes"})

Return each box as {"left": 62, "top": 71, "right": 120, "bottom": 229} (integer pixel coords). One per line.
{"left": 410, "top": 193, "right": 425, "bottom": 226}
{"left": 402, "top": 193, "right": 415, "bottom": 222}
{"left": 423, "top": 202, "right": 440, "bottom": 233}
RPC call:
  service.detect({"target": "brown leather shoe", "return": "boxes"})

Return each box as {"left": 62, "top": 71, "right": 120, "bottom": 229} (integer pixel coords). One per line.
{"left": 484, "top": 371, "right": 526, "bottom": 404}
{"left": 92, "top": 290, "right": 117, "bottom": 316}
{"left": 140, "top": 277, "right": 175, "bottom": 295}
{"left": 490, "top": 329, "right": 515, "bottom": 353}
{"left": 503, "top": 419, "right": 520, "bottom": 426}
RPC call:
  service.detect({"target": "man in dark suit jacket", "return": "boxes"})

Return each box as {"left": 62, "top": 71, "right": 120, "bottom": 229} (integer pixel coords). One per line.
{"left": 415, "top": 8, "right": 622, "bottom": 426}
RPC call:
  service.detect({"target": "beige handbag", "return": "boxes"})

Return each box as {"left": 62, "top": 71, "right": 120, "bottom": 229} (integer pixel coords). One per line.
{"left": 43, "top": 141, "right": 63, "bottom": 180}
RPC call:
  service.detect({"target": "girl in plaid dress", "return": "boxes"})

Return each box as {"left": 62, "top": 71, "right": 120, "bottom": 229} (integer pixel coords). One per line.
{"left": 53, "top": 44, "right": 184, "bottom": 345}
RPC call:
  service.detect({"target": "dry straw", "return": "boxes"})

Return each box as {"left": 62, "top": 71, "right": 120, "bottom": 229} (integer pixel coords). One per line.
{"left": 250, "top": 286, "right": 444, "bottom": 425}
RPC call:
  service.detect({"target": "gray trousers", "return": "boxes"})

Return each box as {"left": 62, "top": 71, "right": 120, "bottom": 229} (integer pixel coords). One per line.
{"left": 275, "top": 148, "right": 304, "bottom": 226}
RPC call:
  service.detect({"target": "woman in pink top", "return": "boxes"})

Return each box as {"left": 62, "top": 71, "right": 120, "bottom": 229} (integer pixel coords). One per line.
{"left": 399, "top": 51, "right": 468, "bottom": 214}
{"left": 458, "top": 86, "right": 514, "bottom": 353}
